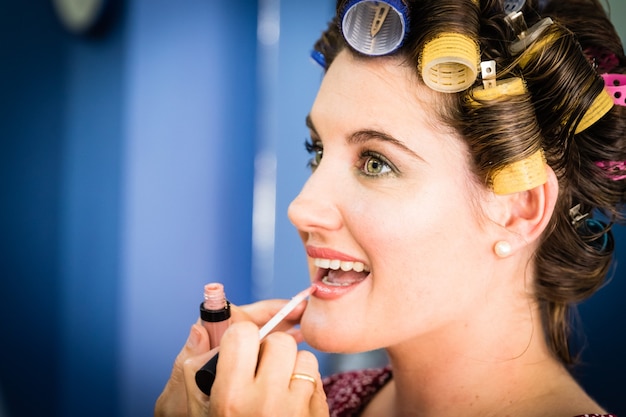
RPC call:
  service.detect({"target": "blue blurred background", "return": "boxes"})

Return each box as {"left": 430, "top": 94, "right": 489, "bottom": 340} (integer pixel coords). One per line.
{"left": 0, "top": 1, "right": 624, "bottom": 416}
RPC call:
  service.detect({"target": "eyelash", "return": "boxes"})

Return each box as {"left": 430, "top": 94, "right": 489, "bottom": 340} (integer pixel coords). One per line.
{"left": 305, "top": 138, "right": 322, "bottom": 170}
{"left": 304, "top": 138, "right": 396, "bottom": 177}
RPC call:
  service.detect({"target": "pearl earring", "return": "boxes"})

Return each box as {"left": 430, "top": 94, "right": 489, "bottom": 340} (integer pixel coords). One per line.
{"left": 494, "top": 241, "right": 512, "bottom": 258}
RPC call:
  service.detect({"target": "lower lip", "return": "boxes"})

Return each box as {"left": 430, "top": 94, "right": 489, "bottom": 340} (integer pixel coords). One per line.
{"left": 311, "top": 275, "right": 369, "bottom": 300}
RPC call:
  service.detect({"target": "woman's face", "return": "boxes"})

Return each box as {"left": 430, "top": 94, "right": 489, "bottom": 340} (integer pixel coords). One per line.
{"left": 289, "top": 50, "right": 504, "bottom": 354}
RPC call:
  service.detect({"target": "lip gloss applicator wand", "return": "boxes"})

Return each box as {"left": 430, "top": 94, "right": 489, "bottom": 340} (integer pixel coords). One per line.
{"left": 195, "top": 285, "right": 315, "bottom": 396}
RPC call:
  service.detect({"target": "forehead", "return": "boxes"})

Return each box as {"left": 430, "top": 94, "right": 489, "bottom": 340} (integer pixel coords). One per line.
{"left": 309, "top": 50, "right": 444, "bottom": 135}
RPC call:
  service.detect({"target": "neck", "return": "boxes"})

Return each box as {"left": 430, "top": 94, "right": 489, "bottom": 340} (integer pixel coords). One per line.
{"left": 382, "top": 299, "right": 579, "bottom": 417}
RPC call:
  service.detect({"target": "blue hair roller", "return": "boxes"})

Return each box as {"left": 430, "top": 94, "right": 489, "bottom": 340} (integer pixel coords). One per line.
{"left": 311, "top": 50, "right": 327, "bottom": 68}
{"left": 340, "top": 0, "right": 409, "bottom": 56}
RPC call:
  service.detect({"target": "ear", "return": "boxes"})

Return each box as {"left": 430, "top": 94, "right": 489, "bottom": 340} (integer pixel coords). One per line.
{"left": 492, "top": 165, "right": 559, "bottom": 251}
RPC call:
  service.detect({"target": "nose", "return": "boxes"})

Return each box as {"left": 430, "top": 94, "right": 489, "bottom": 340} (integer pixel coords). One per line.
{"left": 288, "top": 170, "right": 343, "bottom": 233}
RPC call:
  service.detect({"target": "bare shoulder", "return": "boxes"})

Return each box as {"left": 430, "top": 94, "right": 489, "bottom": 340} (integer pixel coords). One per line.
{"left": 360, "top": 379, "right": 395, "bottom": 417}
{"left": 534, "top": 380, "right": 612, "bottom": 417}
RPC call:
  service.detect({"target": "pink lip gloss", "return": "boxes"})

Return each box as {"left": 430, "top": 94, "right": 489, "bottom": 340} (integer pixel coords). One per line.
{"left": 195, "top": 286, "right": 314, "bottom": 396}
{"left": 200, "top": 283, "right": 231, "bottom": 349}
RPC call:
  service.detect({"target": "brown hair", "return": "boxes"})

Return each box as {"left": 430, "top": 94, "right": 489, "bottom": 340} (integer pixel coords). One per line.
{"left": 314, "top": 0, "right": 626, "bottom": 364}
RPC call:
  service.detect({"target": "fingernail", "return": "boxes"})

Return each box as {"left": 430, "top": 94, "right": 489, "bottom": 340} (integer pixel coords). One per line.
{"left": 187, "top": 325, "right": 201, "bottom": 349}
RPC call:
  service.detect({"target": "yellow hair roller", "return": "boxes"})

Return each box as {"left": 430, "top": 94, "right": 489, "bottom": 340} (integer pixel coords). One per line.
{"left": 420, "top": 32, "right": 480, "bottom": 93}
{"left": 491, "top": 149, "right": 548, "bottom": 195}
{"left": 575, "top": 89, "right": 614, "bottom": 134}
{"left": 471, "top": 77, "right": 527, "bottom": 102}
{"left": 516, "top": 26, "right": 614, "bottom": 134}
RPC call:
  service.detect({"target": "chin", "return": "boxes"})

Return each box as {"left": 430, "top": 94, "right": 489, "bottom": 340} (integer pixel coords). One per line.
{"left": 301, "top": 314, "right": 341, "bottom": 352}
{"left": 304, "top": 336, "right": 363, "bottom": 354}
{"left": 300, "top": 313, "right": 371, "bottom": 353}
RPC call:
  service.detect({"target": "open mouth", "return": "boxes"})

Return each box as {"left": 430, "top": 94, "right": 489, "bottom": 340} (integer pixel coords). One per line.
{"left": 313, "top": 258, "right": 371, "bottom": 287}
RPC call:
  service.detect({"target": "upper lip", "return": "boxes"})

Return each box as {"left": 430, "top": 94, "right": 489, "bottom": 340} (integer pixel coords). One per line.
{"left": 305, "top": 246, "right": 368, "bottom": 265}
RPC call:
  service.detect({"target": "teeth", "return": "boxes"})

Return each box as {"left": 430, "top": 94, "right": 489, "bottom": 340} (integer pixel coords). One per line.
{"left": 322, "top": 276, "right": 353, "bottom": 287}
{"left": 340, "top": 261, "right": 353, "bottom": 271}
{"left": 316, "top": 258, "right": 331, "bottom": 269}
{"left": 313, "top": 258, "right": 370, "bottom": 273}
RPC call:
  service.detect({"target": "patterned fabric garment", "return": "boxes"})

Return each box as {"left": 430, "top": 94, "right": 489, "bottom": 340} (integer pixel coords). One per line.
{"left": 322, "top": 367, "right": 618, "bottom": 417}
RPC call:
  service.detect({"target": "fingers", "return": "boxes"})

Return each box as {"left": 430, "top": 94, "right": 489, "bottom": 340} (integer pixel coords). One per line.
{"left": 182, "top": 323, "right": 261, "bottom": 412}
{"left": 157, "top": 297, "right": 318, "bottom": 417}
{"left": 285, "top": 326, "right": 305, "bottom": 344}
{"left": 289, "top": 350, "right": 321, "bottom": 396}
{"left": 255, "top": 331, "right": 299, "bottom": 392}
{"left": 310, "top": 375, "right": 330, "bottom": 417}
{"left": 183, "top": 322, "right": 328, "bottom": 417}
{"left": 185, "top": 322, "right": 263, "bottom": 415}
{"left": 181, "top": 348, "right": 218, "bottom": 416}
{"left": 212, "top": 322, "right": 261, "bottom": 394}
{"left": 232, "top": 298, "right": 308, "bottom": 333}
{"left": 155, "top": 323, "right": 211, "bottom": 417}
{"left": 255, "top": 333, "right": 326, "bottom": 416}
{"left": 298, "top": 350, "right": 329, "bottom": 417}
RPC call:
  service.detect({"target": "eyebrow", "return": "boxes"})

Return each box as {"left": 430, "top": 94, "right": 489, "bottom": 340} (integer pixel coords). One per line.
{"left": 305, "top": 114, "right": 424, "bottom": 161}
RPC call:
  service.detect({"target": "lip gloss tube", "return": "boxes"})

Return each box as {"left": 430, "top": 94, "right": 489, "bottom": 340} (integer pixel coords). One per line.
{"left": 195, "top": 286, "right": 314, "bottom": 396}
{"left": 200, "top": 283, "right": 231, "bottom": 349}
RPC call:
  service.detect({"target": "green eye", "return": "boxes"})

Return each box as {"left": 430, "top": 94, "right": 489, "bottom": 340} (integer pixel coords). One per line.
{"left": 362, "top": 153, "right": 392, "bottom": 176}
{"left": 313, "top": 149, "right": 323, "bottom": 167}
{"left": 365, "top": 157, "right": 385, "bottom": 174}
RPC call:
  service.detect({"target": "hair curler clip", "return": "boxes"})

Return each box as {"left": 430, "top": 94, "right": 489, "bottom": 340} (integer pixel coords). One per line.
{"left": 480, "top": 60, "right": 497, "bottom": 90}
{"left": 504, "top": 10, "right": 528, "bottom": 39}
{"left": 503, "top": 0, "right": 526, "bottom": 14}
{"left": 340, "top": 0, "right": 409, "bottom": 56}
{"left": 569, "top": 204, "right": 590, "bottom": 226}
{"left": 510, "top": 16, "right": 554, "bottom": 56}
{"left": 601, "top": 73, "right": 626, "bottom": 107}
{"left": 470, "top": 60, "right": 527, "bottom": 102}
{"left": 370, "top": 3, "right": 390, "bottom": 37}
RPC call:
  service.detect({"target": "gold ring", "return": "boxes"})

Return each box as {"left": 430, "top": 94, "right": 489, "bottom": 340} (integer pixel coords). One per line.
{"left": 290, "top": 373, "right": 317, "bottom": 388}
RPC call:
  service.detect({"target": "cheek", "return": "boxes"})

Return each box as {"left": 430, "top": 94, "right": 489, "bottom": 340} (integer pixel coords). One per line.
{"left": 353, "top": 190, "right": 487, "bottom": 281}
{"left": 349, "top": 193, "right": 452, "bottom": 251}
